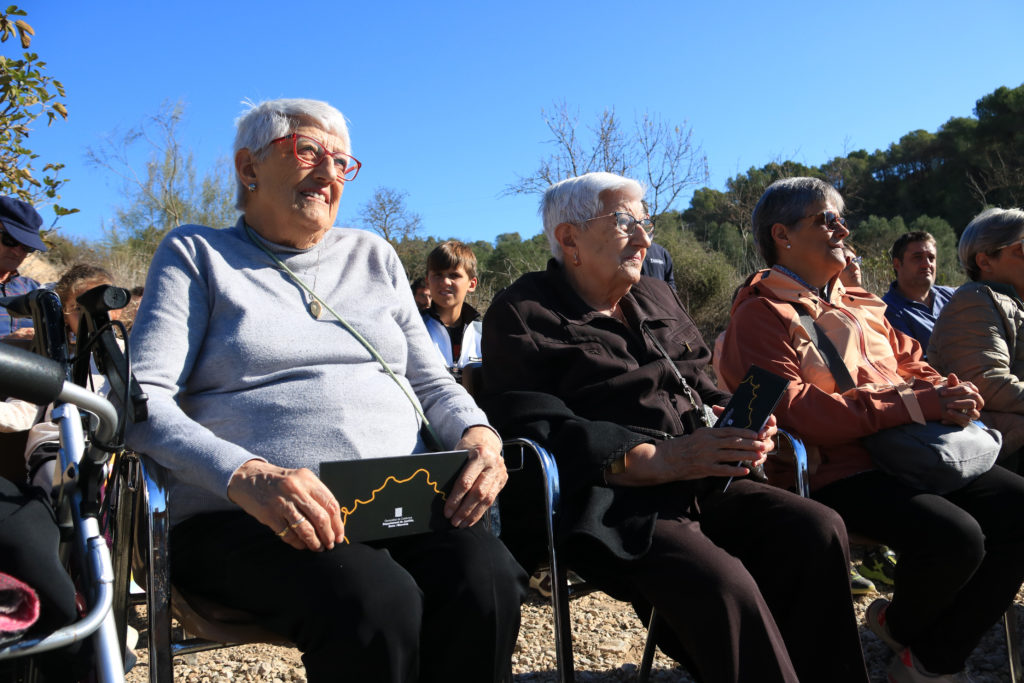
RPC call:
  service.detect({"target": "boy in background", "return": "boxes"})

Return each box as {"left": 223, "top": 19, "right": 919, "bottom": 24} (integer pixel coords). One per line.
{"left": 410, "top": 277, "right": 431, "bottom": 312}
{"left": 421, "top": 241, "right": 482, "bottom": 377}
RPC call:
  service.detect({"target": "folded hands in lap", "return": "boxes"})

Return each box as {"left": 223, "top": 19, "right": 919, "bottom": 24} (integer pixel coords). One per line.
{"left": 225, "top": 425, "right": 506, "bottom": 551}
{"left": 936, "top": 373, "right": 984, "bottom": 427}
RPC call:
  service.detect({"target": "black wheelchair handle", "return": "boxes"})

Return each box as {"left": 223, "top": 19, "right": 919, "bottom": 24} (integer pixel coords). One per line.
{"left": 0, "top": 292, "right": 34, "bottom": 318}
{"left": 0, "top": 342, "right": 65, "bottom": 405}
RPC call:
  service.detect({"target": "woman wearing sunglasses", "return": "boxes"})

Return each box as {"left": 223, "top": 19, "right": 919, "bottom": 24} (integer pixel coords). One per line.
{"left": 929, "top": 208, "right": 1024, "bottom": 470}
{"left": 0, "top": 196, "right": 48, "bottom": 339}
{"left": 126, "top": 98, "right": 525, "bottom": 682}
{"left": 717, "top": 178, "right": 1024, "bottom": 683}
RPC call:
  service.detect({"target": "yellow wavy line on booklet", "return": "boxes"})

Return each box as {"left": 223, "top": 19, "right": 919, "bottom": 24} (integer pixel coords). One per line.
{"left": 735, "top": 374, "right": 762, "bottom": 429}
{"left": 339, "top": 468, "right": 448, "bottom": 543}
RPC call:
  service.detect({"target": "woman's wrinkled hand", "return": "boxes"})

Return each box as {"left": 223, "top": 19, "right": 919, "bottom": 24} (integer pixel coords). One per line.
{"left": 608, "top": 406, "right": 775, "bottom": 486}
{"left": 445, "top": 426, "right": 507, "bottom": 528}
{"left": 227, "top": 459, "right": 344, "bottom": 551}
{"left": 937, "top": 373, "right": 984, "bottom": 427}
{"left": 654, "top": 425, "right": 772, "bottom": 481}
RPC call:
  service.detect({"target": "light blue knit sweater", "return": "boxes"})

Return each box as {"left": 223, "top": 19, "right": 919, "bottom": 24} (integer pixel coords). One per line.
{"left": 126, "top": 218, "right": 491, "bottom": 526}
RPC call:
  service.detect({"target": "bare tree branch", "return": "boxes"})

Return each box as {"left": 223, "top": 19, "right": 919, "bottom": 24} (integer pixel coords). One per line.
{"left": 504, "top": 102, "right": 709, "bottom": 217}
{"left": 358, "top": 187, "right": 423, "bottom": 246}
{"left": 84, "top": 100, "right": 237, "bottom": 282}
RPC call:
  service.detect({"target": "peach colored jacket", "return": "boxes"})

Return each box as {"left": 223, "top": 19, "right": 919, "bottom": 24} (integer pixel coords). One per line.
{"left": 717, "top": 268, "right": 947, "bottom": 492}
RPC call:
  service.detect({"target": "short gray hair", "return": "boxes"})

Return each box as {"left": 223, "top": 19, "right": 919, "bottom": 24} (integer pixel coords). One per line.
{"left": 751, "top": 177, "right": 845, "bottom": 266}
{"left": 540, "top": 172, "right": 644, "bottom": 263}
{"left": 233, "top": 98, "right": 351, "bottom": 210}
{"left": 959, "top": 207, "right": 1024, "bottom": 281}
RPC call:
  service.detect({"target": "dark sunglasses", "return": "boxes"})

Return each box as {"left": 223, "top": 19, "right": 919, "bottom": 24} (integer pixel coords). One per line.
{"left": 0, "top": 230, "right": 35, "bottom": 254}
{"left": 798, "top": 210, "right": 847, "bottom": 231}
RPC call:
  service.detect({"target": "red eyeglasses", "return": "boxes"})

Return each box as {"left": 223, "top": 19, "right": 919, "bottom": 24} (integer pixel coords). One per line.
{"left": 269, "top": 134, "right": 362, "bottom": 181}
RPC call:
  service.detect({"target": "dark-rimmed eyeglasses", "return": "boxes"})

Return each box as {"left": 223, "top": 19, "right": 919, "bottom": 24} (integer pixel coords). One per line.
{"left": 798, "top": 210, "right": 847, "bottom": 231}
{"left": 582, "top": 212, "right": 655, "bottom": 239}
{"left": 0, "top": 229, "right": 35, "bottom": 254}
{"left": 269, "top": 134, "right": 362, "bottom": 181}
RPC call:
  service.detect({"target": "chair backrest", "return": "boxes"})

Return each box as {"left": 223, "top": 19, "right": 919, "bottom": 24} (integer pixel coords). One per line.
{"left": 460, "top": 361, "right": 483, "bottom": 398}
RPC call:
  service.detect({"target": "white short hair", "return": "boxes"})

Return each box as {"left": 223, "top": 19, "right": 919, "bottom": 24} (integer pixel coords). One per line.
{"left": 959, "top": 207, "right": 1024, "bottom": 281}
{"left": 540, "top": 172, "right": 645, "bottom": 263}
{"left": 233, "top": 98, "right": 351, "bottom": 210}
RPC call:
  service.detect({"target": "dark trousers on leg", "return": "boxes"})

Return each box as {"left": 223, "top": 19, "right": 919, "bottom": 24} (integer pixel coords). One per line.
{"left": 815, "top": 466, "right": 1024, "bottom": 674}
{"left": 171, "top": 511, "right": 527, "bottom": 683}
{"left": 573, "top": 479, "right": 868, "bottom": 683}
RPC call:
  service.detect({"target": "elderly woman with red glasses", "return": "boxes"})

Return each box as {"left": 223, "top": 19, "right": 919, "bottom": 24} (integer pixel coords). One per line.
{"left": 929, "top": 208, "right": 1024, "bottom": 468}
{"left": 125, "top": 98, "right": 525, "bottom": 683}
{"left": 718, "top": 178, "right": 1024, "bottom": 683}
{"left": 482, "top": 172, "right": 868, "bottom": 683}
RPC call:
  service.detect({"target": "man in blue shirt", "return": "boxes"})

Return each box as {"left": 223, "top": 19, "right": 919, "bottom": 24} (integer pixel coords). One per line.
{"left": 0, "top": 197, "right": 48, "bottom": 338}
{"left": 881, "top": 231, "right": 954, "bottom": 355}
{"left": 641, "top": 241, "right": 676, "bottom": 289}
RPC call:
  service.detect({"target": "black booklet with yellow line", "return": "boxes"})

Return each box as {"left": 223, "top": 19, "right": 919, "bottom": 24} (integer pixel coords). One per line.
{"left": 718, "top": 365, "right": 790, "bottom": 491}
{"left": 320, "top": 450, "right": 469, "bottom": 543}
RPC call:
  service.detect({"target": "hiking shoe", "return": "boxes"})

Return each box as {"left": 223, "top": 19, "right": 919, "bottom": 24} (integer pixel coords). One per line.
{"left": 887, "top": 648, "right": 974, "bottom": 682}
{"left": 866, "top": 597, "right": 902, "bottom": 653}
{"left": 529, "top": 568, "right": 552, "bottom": 598}
{"left": 861, "top": 545, "right": 898, "bottom": 587}
{"left": 850, "top": 566, "right": 876, "bottom": 596}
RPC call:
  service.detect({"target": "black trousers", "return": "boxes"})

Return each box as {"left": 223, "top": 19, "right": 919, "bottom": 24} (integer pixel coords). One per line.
{"left": 171, "top": 511, "right": 527, "bottom": 683}
{"left": 815, "top": 466, "right": 1024, "bottom": 674}
{"left": 572, "top": 479, "right": 868, "bottom": 683}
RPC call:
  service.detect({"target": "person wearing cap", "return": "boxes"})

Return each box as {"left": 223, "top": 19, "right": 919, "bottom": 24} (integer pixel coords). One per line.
{"left": 0, "top": 197, "right": 48, "bottom": 339}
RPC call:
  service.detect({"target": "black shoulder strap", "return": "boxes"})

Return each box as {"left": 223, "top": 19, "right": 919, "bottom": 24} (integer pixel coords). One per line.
{"left": 789, "top": 302, "right": 856, "bottom": 393}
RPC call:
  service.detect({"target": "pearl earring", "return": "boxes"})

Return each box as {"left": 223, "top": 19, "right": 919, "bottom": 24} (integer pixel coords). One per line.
{"left": 786, "top": 244, "right": 791, "bottom": 249}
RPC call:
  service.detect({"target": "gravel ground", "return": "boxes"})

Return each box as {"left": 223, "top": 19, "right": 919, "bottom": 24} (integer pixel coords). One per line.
{"left": 123, "top": 578, "right": 1024, "bottom": 683}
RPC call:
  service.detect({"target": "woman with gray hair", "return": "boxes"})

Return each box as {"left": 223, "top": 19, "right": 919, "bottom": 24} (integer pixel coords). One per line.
{"left": 482, "top": 171, "right": 868, "bottom": 683}
{"left": 126, "top": 98, "right": 525, "bottom": 682}
{"left": 929, "top": 207, "right": 1024, "bottom": 464}
{"left": 719, "top": 179, "right": 1024, "bottom": 683}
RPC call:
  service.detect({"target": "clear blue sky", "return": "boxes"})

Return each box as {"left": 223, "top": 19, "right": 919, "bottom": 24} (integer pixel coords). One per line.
{"left": 12, "top": 0, "right": 1024, "bottom": 245}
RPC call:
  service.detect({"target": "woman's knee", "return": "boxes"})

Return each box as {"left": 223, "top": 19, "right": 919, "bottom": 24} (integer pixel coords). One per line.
{"left": 896, "top": 502, "right": 985, "bottom": 570}
{"left": 768, "top": 495, "right": 850, "bottom": 558}
{"left": 427, "top": 527, "right": 527, "bottom": 615}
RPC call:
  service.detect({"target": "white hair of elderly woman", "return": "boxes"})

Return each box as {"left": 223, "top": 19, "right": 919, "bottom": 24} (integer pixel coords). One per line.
{"left": 232, "top": 98, "right": 352, "bottom": 210}
{"left": 540, "top": 172, "right": 645, "bottom": 263}
{"left": 959, "top": 207, "right": 1024, "bottom": 281}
